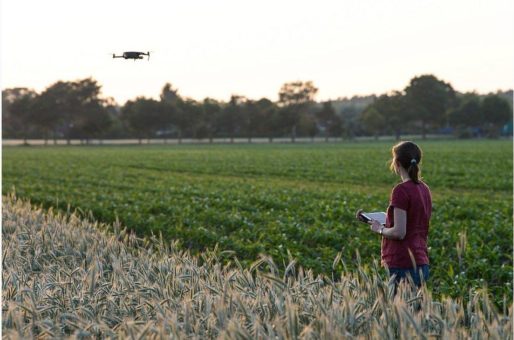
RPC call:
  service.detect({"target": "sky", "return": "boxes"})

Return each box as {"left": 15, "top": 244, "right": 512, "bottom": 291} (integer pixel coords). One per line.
{"left": 1, "top": 0, "right": 513, "bottom": 105}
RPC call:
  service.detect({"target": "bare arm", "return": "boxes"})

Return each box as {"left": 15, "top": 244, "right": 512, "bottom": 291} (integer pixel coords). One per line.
{"left": 369, "top": 208, "right": 407, "bottom": 240}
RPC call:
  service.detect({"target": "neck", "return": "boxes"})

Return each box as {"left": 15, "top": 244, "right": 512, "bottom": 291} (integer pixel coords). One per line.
{"left": 399, "top": 168, "right": 411, "bottom": 182}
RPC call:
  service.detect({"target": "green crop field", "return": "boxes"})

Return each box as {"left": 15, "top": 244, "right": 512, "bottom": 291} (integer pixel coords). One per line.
{"left": 2, "top": 140, "right": 512, "bottom": 306}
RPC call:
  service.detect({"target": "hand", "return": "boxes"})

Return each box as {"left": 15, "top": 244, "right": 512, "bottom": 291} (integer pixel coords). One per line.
{"left": 369, "top": 220, "right": 383, "bottom": 234}
{"left": 355, "top": 209, "right": 365, "bottom": 222}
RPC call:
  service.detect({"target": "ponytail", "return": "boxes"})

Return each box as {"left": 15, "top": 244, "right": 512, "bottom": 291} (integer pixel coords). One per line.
{"left": 407, "top": 158, "right": 420, "bottom": 184}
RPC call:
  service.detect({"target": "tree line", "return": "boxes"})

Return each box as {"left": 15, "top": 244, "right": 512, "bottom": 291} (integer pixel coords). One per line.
{"left": 2, "top": 75, "right": 512, "bottom": 144}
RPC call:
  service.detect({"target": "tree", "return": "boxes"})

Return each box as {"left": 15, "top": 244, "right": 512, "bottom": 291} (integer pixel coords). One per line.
{"left": 73, "top": 103, "right": 113, "bottom": 141}
{"left": 68, "top": 78, "right": 112, "bottom": 142}
{"left": 251, "top": 98, "right": 278, "bottom": 142}
{"left": 316, "top": 101, "right": 342, "bottom": 141}
{"left": 278, "top": 81, "right": 318, "bottom": 142}
{"left": 360, "top": 106, "right": 385, "bottom": 139}
{"left": 175, "top": 98, "right": 202, "bottom": 142}
{"left": 31, "top": 81, "right": 71, "bottom": 144}
{"left": 327, "top": 115, "right": 343, "bottom": 139}
{"left": 242, "top": 99, "right": 258, "bottom": 143}
{"left": 159, "top": 83, "right": 179, "bottom": 142}
{"left": 160, "top": 83, "right": 179, "bottom": 106}
{"left": 340, "top": 106, "right": 361, "bottom": 139}
{"left": 404, "top": 75, "right": 456, "bottom": 139}
{"left": 121, "top": 97, "right": 166, "bottom": 143}
{"left": 220, "top": 95, "right": 245, "bottom": 143}
{"left": 240, "top": 98, "right": 277, "bottom": 143}
{"left": 481, "top": 95, "right": 512, "bottom": 137}
{"left": 447, "top": 93, "right": 482, "bottom": 137}
{"left": 298, "top": 113, "right": 318, "bottom": 141}
{"left": 370, "top": 92, "right": 408, "bottom": 140}
{"left": 28, "top": 78, "right": 112, "bottom": 144}
{"left": 2, "top": 88, "right": 38, "bottom": 141}
{"left": 102, "top": 99, "right": 126, "bottom": 139}
{"left": 201, "top": 98, "right": 222, "bottom": 142}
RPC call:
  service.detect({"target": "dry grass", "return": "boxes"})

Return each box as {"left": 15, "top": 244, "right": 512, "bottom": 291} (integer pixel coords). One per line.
{"left": 2, "top": 194, "right": 511, "bottom": 339}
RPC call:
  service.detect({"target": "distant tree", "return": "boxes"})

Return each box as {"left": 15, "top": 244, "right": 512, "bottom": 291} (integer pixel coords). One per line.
{"left": 2, "top": 88, "right": 38, "bottom": 142}
{"left": 102, "top": 99, "right": 127, "bottom": 139}
{"left": 121, "top": 97, "right": 166, "bottom": 144}
{"left": 68, "top": 78, "right": 112, "bottom": 143}
{"left": 493, "top": 90, "right": 513, "bottom": 110}
{"left": 370, "top": 92, "right": 408, "bottom": 140}
{"left": 404, "top": 75, "right": 456, "bottom": 139}
{"left": 31, "top": 81, "right": 71, "bottom": 144}
{"left": 447, "top": 93, "right": 482, "bottom": 136}
{"left": 74, "top": 105, "right": 113, "bottom": 142}
{"left": 28, "top": 78, "right": 112, "bottom": 144}
{"left": 159, "top": 83, "right": 179, "bottom": 142}
{"left": 175, "top": 98, "right": 202, "bottom": 142}
{"left": 160, "top": 83, "right": 179, "bottom": 105}
{"left": 278, "top": 81, "right": 318, "bottom": 142}
{"left": 481, "top": 95, "right": 512, "bottom": 137}
{"left": 220, "top": 95, "right": 245, "bottom": 143}
{"left": 327, "top": 115, "right": 343, "bottom": 139}
{"left": 316, "top": 101, "right": 342, "bottom": 141}
{"left": 241, "top": 98, "right": 275, "bottom": 143}
{"left": 316, "top": 101, "right": 335, "bottom": 123}
{"left": 252, "top": 98, "right": 279, "bottom": 142}
{"left": 200, "top": 98, "right": 222, "bottom": 142}
{"left": 242, "top": 99, "right": 258, "bottom": 143}
{"left": 298, "top": 113, "right": 318, "bottom": 141}
{"left": 360, "top": 106, "right": 385, "bottom": 139}
{"left": 340, "top": 105, "right": 365, "bottom": 139}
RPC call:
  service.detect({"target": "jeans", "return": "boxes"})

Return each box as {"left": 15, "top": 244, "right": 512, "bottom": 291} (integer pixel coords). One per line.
{"left": 388, "top": 264, "right": 429, "bottom": 287}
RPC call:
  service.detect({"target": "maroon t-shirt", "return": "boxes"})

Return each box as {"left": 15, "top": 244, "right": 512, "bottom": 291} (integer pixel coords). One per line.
{"left": 382, "top": 180, "right": 432, "bottom": 268}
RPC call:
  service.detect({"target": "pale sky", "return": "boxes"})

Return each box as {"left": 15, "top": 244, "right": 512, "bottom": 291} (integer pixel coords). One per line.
{"left": 1, "top": 0, "right": 513, "bottom": 105}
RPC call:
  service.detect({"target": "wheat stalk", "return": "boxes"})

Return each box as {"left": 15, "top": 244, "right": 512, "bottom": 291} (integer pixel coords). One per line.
{"left": 2, "top": 194, "right": 511, "bottom": 339}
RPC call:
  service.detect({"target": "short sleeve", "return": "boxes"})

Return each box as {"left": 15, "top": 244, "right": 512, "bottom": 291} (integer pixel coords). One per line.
{"left": 391, "top": 185, "right": 409, "bottom": 211}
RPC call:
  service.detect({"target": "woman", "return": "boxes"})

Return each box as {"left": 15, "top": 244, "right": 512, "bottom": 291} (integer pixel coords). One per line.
{"left": 361, "top": 141, "right": 432, "bottom": 287}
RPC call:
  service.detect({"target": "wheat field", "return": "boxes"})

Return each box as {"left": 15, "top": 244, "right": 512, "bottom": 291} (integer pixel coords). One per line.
{"left": 2, "top": 194, "right": 512, "bottom": 339}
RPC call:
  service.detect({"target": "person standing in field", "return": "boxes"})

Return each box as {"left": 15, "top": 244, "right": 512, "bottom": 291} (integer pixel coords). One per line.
{"left": 360, "top": 141, "right": 432, "bottom": 288}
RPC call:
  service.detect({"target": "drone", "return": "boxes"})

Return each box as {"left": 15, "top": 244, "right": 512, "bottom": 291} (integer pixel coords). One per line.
{"left": 112, "top": 51, "right": 150, "bottom": 60}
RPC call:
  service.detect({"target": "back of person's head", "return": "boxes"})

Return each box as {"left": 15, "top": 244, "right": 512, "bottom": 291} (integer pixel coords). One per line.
{"left": 390, "top": 141, "right": 423, "bottom": 184}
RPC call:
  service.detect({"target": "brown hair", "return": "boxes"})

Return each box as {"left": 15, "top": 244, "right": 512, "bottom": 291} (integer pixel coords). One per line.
{"left": 390, "top": 141, "right": 423, "bottom": 184}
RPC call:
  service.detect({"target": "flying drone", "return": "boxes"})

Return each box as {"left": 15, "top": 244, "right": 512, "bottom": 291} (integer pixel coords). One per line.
{"left": 112, "top": 51, "right": 150, "bottom": 60}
